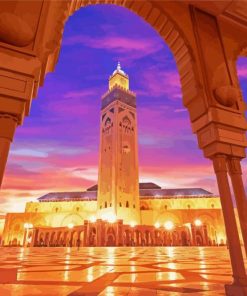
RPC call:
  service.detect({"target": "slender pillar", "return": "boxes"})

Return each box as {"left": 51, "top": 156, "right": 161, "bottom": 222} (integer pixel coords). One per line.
{"left": 227, "top": 157, "right": 247, "bottom": 257}
{"left": 212, "top": 155, "right": 247, "bottom": 293}
{"left": 203, "top": 225, "right": 209, "bottom": 246}
{"left": 0, "top": 114, "right": 18, "bottom": 187}
{"left": 83, "top": 221, "right": 88, "bottom": 246}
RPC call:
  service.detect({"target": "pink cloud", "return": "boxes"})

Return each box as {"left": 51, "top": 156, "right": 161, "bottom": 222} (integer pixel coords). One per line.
{"left": 237, "top": 60, "right": 247, "bottom": 79}
{"left": 2, "top": 165, "right": 95, "bottom": 192}
{"left": 137, "top": 66, "right": 182, "bottom": 100}
{"left": 63, "top": 34, "right": 163, "bottom": 61}
{"left": 44, "top": 88, "right": 101, "bottom": 117}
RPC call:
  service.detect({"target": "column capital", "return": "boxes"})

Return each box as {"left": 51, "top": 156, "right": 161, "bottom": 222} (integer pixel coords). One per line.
{"left": 227, "top": 157, "right": 242, "bottom": 175}
{"left": 212, "top": 155, "right": 228, "bottom": 173}
{"left": 0, "top": 113, "right": 18, "bottom": 123}
{"left": 0, "top": 114, "right": 18, "bottom": 142}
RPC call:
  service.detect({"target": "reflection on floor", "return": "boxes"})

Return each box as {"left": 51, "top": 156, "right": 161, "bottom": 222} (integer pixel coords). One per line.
{"left": 0, "top": 246, "right": 243, "bottom": 295}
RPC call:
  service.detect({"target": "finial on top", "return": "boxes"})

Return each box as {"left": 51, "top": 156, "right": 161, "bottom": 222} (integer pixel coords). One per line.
{"left": 109, "top": 61, "right": 129, "bottom": 90}
{"left": 111, "top": 61, "right": 128, "bottom": 78}
{"left": 117, "top": 61, "right": 121, "bottom": 71}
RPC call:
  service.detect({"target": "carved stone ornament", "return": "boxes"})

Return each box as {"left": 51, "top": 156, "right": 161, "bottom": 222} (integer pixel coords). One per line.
{"left": 213, "top": 85, "right": 239, "bottom": 108}
{"left": 0, "top": 12, "right": 34, "bottom": 47}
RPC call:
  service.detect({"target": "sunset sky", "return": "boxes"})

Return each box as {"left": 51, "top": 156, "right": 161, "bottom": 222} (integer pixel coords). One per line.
{"left": 1, "top": 5, "right": 247, "bottom": 213}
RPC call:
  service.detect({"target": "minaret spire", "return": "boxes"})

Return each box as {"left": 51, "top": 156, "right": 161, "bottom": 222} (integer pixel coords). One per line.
{"left": 117, "top": 61, "right": 121, "bottom": 71}
{"left": 98, "top": 65, "right": 140, "bottom": 224}
{"left": 109, "top": 61, "right": 129, "bottom": 90}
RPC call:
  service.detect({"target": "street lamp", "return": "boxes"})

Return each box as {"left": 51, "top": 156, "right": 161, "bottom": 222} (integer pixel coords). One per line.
{"left": 164, "top": 221, "right": 174, "bottom": 231}
{"left": 24, "top": 223, "right": 33, "bottom": 229}
{"left": 154, "top": 222, "right": 160, "bottom": 229}
{"left": 89, "top": 216, "right": 97, "bottom": 223}
{"left": 108, "top": 213, "right": 117, "bottom": 223}
{"left": 68, "top": 223, "right": 74, "bottom": 229}
{"left": 130, "top": 221, "right": 136, "bottom": 228}
{"left": 194, "top": 219, "right": 202, "bottom": 227}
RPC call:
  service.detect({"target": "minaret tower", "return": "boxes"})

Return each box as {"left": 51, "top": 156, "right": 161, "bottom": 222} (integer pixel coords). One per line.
{"left": 97, "top": 62, "right": 140, "bottom": 224}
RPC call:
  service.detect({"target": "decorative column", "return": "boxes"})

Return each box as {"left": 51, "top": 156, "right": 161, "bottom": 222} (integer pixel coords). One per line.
{"left": 203, "top": 225, "right": 209, "bottom": 246}
{"left": 227, "top": 157, "right": 247, "bottom": 257}
{"left": 83, "top": 221, "right": 88, "bottom": 247}
{"left": 212, "top": 155, "right": 247, "bottom": 294}
{"left": 0, "top": 114, "right": 18, "bottom": 187}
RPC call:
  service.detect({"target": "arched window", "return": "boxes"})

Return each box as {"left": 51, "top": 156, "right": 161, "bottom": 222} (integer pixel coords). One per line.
{"left": 55, "top": 207, "right": 59, "bottom": 213}
{"left": 76, "top": 207, "right": 80, "bottom": 212}
{"left": 105, "top": 117, "right": 111, "bottom": 127}
{"left": 187, "top": 204, "right": 191, "bottom": 209}
{"left": 119, "top": 202, "right": 122, "bottom": 207}
{"left": 211, "top": 203, "right": 215, "bottom": 209}
{"left": 126, "top": 201, "right": 129, "bottom": 208}
{"left": 164, "top": 205, "right": 168, "bottom": 210}
{"left": 105, "top": 202, "right": 107, "bottom": 208}
{"left": 110, "top": 203, "right": 112, "bottom": 207}
{"left": 35, "top": 208, "right": 38, "bottom": 212}
{"left": 133, "top": 204, "right": 135, "bottom": 208}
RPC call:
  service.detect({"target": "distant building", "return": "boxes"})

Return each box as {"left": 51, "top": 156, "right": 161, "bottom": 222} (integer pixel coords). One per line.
{"left": 2, "top": 64, "right": 227, "bottom": 247}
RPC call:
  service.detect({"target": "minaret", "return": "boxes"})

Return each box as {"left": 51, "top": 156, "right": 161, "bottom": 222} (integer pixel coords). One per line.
{"left": 97, "top": 62, "right": 140, "bottom": 225}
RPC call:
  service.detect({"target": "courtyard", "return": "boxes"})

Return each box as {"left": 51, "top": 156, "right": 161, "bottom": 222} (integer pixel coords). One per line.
{"left": 0, "top": 246, "right": 243, "bottom": 296}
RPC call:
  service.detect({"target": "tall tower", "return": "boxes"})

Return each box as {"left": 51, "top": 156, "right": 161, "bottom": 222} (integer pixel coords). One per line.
{"left": 97, "top": 62, "right": 140, "bottom": 225}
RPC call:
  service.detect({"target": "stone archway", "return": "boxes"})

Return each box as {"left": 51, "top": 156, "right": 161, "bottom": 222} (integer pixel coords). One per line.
{"left": 195, "top": 230, "right": 203, "bottom": 246}
{"left": 44, "top": 232, "right": 50, "bottom": 247}
{"left": 45, "top": 0, "right": 199, "bottom": 115}
{"left": 60, "top": 214, "right": 83, "bottom": 227}
{"left": 38, "top": 232, "right": 44, "bottom": 246}
{"left": 89, "top": 227, "right": 96, "bottom": 246}
{"left": 0, "top": 1, "right": 247, "bottom": 293}
{"left": 181, "top": 231, "right": 188, "bottom": 246}
{"left": 50, "top": 232, "right": 56, "bottom": 246}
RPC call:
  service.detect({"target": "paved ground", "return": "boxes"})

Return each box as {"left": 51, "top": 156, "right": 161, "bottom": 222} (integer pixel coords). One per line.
{"left": 0, "top": 246, "right": 243, "bottom": 295}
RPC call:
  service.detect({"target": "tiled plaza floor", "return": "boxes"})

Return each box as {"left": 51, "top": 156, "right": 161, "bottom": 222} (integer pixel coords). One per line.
{"left": 0, "top": 246, "right": 245, "bottom": 296}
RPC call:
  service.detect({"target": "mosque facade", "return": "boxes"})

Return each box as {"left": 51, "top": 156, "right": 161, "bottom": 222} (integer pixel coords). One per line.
{"left": 2, "top": 64, "right": 227, "bottom": 248}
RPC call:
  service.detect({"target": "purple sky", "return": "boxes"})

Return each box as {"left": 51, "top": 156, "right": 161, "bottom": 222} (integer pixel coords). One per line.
{"left": 1, "top": 5, "right": 247, "bottom": 213}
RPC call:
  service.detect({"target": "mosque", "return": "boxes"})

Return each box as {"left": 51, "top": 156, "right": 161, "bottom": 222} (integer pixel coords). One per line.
{"left": 2, "top": 64, "right": 227, "bottom": 248}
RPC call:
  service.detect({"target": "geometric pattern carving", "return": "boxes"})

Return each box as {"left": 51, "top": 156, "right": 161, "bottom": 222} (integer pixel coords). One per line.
{"left": 0, "top": 247, "right": 231, "bottom": 294}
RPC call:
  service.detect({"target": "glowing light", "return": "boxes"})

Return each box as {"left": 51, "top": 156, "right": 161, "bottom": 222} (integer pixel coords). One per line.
{"left": 218, "top": 236, "right": 225, "bottom": 245}
{"left": 154, "top": 222, "right": 160, "bottom": 229}
{"left": 89, "top": 216, "right": 97, "bottom": 223}
{"left": 101, "top": 214, "right": 107, "bottom": 221}
{"left": 24, "top": 223, "right": 33, "bottom": 229}
{"left": 68, "top": 223, "right": 74, "bottom": 229}
{"left": 194, "top": 219, "right": 202, "bottom": 226}
{"left": 108, "top": 213, "right": 117, "bottom": 223}
{"left": 130, "top": 221, "right": 136, "bottom": 228}
{"left": 164, "top": 221, "right": 174, "bottom": 230}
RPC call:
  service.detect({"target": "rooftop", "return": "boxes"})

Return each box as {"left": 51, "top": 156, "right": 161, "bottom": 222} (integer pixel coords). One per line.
{"left": 37, "top": 183, "right": 213, "bottom": 202}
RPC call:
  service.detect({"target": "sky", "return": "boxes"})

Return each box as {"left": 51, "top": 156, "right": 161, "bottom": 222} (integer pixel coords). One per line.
{"left": 1, "top": 5, "right": 247, "bottom": 213}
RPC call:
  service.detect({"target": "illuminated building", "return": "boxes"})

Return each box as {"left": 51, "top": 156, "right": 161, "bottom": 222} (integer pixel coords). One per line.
{"left": 2, "top": 64, "right": 227, "bottom": 247}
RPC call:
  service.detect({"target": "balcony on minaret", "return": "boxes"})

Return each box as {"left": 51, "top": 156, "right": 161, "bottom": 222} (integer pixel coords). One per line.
{"left": 109, "top": 62, "right": 129, "bottom": 91}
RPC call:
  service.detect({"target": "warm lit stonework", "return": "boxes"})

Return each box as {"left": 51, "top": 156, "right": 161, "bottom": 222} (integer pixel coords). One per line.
{"left": 97, "top": 63, "right": 140, "bottom": 225}
{"left": 1, "top": 1, "right": 247, "bottom": 295}
{"left": 0, "top": 246, "right": 245, "bottom": 296}
{"left": 2, "top": 65, "right": 227, "bottom": 249}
